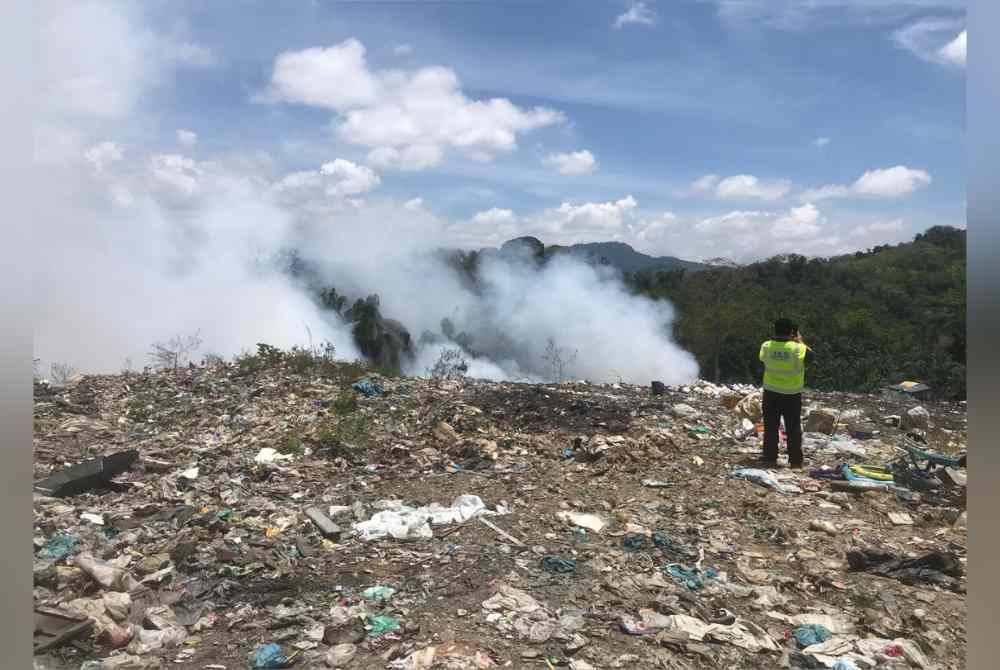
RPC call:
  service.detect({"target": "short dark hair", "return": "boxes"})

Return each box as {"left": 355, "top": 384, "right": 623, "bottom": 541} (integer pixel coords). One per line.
{"left": 774, "top": 318, "right": 795, "bottom": 337}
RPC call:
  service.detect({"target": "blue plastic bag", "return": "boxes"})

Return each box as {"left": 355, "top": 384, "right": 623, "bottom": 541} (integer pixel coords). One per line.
{"left": 793, "top": 624, "right": 832, "bottom": 647}
{"left": 352, "top": 378, "right": 383, "bottom": 397}
{"left": 251, "top": 643, "right": 289, "bottom": 669}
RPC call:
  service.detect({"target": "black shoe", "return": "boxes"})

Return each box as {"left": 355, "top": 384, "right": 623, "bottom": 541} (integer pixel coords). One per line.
{"left": 789, "top": 461, "right": 804, "bottom": 470}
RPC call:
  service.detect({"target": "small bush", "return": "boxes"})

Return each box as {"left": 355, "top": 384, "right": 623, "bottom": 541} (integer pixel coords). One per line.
{"left": 49, "top": 362, "right": 78, "bottom": 385}
{"left": 314, "top": 414, "right": 369, "bottom": 462}
{"left": 285, "top": 347, "right": 315, "bottom": 375}
{"left": 332, "top": 391, "right": 358, "bottom": 415}
{"left": 281, "top": 434, "right": 305, "bottom": 456}
{"left": 541, "top": 337, "right": 578, "bottom": 383}
{"left": 149, "top": 331, "right": 203, "bottom": 370}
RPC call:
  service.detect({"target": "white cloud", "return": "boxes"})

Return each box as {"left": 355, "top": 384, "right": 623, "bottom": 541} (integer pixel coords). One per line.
{"left": 691, "top": 174, "right": 721, "bottom": 192}
{"left": 633, "top": 212, "right": 679, "bottom": 245}
{"left": 262, "top": 40, "right": 380, "bottom": 109}
{"left": 852, "top": 166, "right": 932, "bottom": 197}
{"left": 269, "top": 159, "right": 381, "bottom": 211}
{"left": 689, "top": 173, "right": 791, "bottom": 200}
{"left": 715, "top": 174, "right": 792, "bottom": 201}
{"left": 814, "top": 136, "right": 831, "bottom": 147}
{"left": 394, "top": 44, "right": 413, "bottom": 56}
{"left": 495, "top": 196, "right": 641, "bottom": 244}
{"left": 543, "top": 149, "right": 597, "bottom": 175}
{"left": 938, "top": 30, "right": 966, "bottom": 67}
{"left": 404, "top": 197, "right": 424, "bottom": 210}
{"left": 262, "top": 39, "right": 565, "bottom": 170}
{"left": 772, "top": 202, "right": 823, "bottom": 239}
{"left": 84, "top": 142, "right": 124, "bottom": 173}
{"left": 177, "top": 129, "right": 198, "bottom": 147}
{"left": 319, "top": 159, "right": 381, "bottom": 196}
{"left": 893, "top": 18, "right": 966, "bottom": 68}
{"left": 800, "top": 165, "right": 932, "bottom": 201}
{"left": 472, "top": 208, "right": 517, "bottom": 225}
{"left": 149, "top": 153, "right": 204, "bottom": 199}
{"left": 615, "top": 1, "right": 657, "bottom": 29}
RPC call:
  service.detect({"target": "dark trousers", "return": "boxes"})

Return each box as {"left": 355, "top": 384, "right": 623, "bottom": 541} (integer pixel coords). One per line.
{"left": 762, "top": 390, "right": 803, "bottom": 464}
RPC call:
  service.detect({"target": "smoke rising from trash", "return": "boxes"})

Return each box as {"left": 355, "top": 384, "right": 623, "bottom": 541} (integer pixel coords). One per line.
{"left": 35, "top": 146, "right": 699, "bottom": 385}
{"left": 33, "top": 2, "right": 697, "bottom": 384}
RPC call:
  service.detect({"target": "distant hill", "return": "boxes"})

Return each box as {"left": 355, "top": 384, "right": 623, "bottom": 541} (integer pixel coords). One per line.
{"left": 551, "top": 241, "right": 706, "bottom": 273}
{"left": 473, "top": 238, "right": 705, "bottom": 274}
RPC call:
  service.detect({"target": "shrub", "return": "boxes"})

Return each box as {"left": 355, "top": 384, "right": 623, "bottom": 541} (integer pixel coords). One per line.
{"left": 149, "top": 331, "right": 203, "bottom": 370}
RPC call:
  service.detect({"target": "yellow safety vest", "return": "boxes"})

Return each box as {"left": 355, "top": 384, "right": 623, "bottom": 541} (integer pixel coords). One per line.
{"left": 759, "top": 340, "right": 807, "bottom": 394}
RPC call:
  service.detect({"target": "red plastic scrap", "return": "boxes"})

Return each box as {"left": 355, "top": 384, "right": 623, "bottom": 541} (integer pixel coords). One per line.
{"left": 884, "top": 644, "right": 904, "bottom": 657}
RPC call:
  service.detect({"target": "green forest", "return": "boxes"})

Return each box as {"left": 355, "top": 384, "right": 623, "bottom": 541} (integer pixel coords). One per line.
{"left": 623, "top": 226, "right": 966, "bottom": 398}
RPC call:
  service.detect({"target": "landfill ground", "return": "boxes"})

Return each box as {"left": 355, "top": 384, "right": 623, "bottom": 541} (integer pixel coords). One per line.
{"left": 32, "top": 359, "right": 967, "bottom": 670}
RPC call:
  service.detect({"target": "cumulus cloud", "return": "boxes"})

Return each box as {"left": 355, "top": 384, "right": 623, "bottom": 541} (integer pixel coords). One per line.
{"left": 84, "top": 141, "right": 124, "bottom": 173}
{"left": 716, "top": 174, "right": 792, "bottom": 201}
{"left": 472, "top": 207, "right": 517, "bottom": 225}
{"left": 814, "top": 136, "right": 831, "bottom": 147}
{"left": 177, "top": 129, "right": 198, "bottom": 147}
{"left": 543, "top": 150, "right": 597, "bottom": 175}
{"left": 633, "top": 212, "right": 679, "bottom": 246}
{"left": 893, "top": 18, "right": 966, "bottom": 68}
{"left": 149, "top": 153, "right": 205, "bottom": 200}
{"left": 539, "top": 196, "right": 638, "bottom": 238}
{"left": 938, "top": 30, "right": 966, "bottom": 67}
{"left": 685, "top": 202, "right": 848, "bottom": 261}
{"left": 691, "top": 174, "right": 720, "bottom": 192}
{"left": 261, "top": 38, "right": 564, "bottom": 169}
{"left": 404, "top": 197, "right": 424, "bottom": 210}
{"left": 800, "top": 165, "right": 932, "bottom": 201}
{"left": 615, "top": 1, "right": 657, "bottom": 29}
{"left": 772, "top": 202, "right": 823, "bottom": 239}
{"left": 691, "top": 174, "right": 792, "bottom": 201}
{"left": 269, "top": 159, "right": 381, "bottom": 212}
{"left": 853, "top": 166, "right": 932, "bottom": 196}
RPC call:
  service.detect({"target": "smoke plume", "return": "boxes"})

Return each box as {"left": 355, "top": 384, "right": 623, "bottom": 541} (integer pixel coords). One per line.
{"left": 33, "top": 0, "right": 699, "bottom": 385}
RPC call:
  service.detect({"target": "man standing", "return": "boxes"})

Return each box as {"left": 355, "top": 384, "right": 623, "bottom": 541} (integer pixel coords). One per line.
{"left": 758, "top": 318, "right": 812, "bottom": 468}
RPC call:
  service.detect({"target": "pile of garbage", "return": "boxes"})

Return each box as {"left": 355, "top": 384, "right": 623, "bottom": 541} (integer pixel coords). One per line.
{"left": 32, "top": 362, "right": 966, "bottom": 669}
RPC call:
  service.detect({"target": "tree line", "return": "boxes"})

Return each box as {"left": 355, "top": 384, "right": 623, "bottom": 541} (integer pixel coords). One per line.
{"left": 623, "top": 226, "right": 966, "bottom": 398}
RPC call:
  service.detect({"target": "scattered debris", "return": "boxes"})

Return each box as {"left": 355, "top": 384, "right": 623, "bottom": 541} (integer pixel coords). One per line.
{"left": 31, "top": 366, "right": 966, "bottom": 669}
{"left": 34, "top": 449, "right": 139, "bottom": 497}
{"left": 556, "top": 510, "right": 607, "bottom": 532}
{"left": 304, "top": 506, "right": 343, "bottom": 540}
{"left": 847, "top": 548, "right": 964, "bottom": 592}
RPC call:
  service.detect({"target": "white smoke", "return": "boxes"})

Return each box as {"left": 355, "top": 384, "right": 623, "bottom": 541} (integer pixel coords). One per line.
{"left": 33, "top": 0, "right": 699, "bottom": 385}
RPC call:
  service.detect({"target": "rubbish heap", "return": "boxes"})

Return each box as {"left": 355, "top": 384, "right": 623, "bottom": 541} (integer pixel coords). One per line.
{"left": 32, "top": 359, "right": 966, "bottom": 669}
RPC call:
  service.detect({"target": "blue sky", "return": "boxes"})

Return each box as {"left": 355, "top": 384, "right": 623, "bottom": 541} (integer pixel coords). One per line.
{"left": 39, "top": 0, "right": 965, "bottom": 262}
